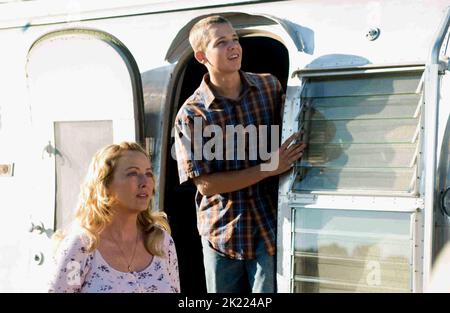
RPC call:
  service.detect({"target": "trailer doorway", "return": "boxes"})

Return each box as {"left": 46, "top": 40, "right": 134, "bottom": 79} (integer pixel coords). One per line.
{"left": 164, "top": 36, "right": 289, "bottom": 293}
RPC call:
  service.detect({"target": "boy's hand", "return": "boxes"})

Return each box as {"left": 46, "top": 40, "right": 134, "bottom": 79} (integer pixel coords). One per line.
{"left": 263, "top": 132, "right": 306, "bottom": 176}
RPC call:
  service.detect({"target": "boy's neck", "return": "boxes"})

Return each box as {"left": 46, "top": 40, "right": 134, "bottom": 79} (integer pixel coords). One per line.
{"left": 208, "top": 71, "right": 242, "bottom": 100}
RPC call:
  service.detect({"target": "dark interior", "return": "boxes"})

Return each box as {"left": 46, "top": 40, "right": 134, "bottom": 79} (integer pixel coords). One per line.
{"left": 164, "top": 36, "right": 289, "bottom": 293}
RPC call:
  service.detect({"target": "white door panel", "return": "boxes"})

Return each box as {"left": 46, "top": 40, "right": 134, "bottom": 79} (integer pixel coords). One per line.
{"left": 5, "top": 29, "right": 143, "bottom": 292}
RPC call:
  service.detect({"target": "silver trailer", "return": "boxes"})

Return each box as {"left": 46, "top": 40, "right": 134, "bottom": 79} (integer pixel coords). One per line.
{"left": 0, "top": 0, "right": 449, "bottom": 292}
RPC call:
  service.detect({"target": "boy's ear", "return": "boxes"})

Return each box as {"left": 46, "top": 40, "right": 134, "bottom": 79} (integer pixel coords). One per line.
{"left": 194, "top": 51, "right": 206, "bottom": 64}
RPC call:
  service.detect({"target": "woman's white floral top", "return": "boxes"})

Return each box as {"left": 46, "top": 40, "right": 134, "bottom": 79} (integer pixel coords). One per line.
{"left": 48, "top": 230, "right": 180, "bottom": 293}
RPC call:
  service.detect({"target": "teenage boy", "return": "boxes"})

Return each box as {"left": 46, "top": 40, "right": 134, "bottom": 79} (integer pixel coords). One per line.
{"left": 174, "top": 15, "right": 305, "bottom": 293}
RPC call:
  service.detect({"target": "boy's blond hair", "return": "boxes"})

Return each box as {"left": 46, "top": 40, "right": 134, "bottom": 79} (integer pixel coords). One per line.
{"left": 188, "top": 15, "right": 234, "bottom": 53}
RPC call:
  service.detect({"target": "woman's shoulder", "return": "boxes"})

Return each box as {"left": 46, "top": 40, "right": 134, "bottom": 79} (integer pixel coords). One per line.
{"left": 160, "top": 228, "right": 175, "bottom": 245}
{"left": 55, "top": 228, "right": 92, "bottom": 257}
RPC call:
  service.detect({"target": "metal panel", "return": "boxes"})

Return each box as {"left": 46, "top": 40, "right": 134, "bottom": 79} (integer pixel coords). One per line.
{"left": 27, "top": 29, "right": 144, "bottom": 142}
{"left": 54, "top": 120, "right": 113, "bottom": 230}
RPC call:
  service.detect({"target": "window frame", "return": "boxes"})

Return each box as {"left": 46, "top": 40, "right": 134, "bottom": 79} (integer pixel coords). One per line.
{"left": 290, "top": 66, "right": 425, "bottom": 197}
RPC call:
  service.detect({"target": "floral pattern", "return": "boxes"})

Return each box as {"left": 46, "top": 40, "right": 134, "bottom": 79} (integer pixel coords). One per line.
{"left": 48, "top": 230, "right": 180, "bottom": 293}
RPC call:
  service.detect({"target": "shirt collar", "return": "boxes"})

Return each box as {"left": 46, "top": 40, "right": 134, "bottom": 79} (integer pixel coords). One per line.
{"left": 200, "top": 70, "right": 258, "bottom": 109}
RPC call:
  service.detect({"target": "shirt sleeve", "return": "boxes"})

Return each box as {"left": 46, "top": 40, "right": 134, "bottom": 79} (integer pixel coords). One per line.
{"left": 47, "top": 232, "right": 92, "bottom": 293}
{"left": 164, "top": 232, "right": 180, "bottom": 293}
{"left": 174, "top": 112, "right": 212, "bottom": 184}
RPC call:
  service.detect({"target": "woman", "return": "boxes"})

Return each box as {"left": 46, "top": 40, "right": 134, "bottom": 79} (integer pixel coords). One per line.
{"left": 48, "top": 142, "right": 180, "bottom": 293}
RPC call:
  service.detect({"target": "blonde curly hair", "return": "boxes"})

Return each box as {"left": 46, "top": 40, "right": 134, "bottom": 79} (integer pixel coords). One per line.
{"left": 54, "top": 142, "right": 170, "bottom": 257}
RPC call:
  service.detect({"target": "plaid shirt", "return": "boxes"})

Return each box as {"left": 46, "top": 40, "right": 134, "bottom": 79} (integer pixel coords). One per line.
{"left": 174, "top": 71, "right": 283, "bottom": 260}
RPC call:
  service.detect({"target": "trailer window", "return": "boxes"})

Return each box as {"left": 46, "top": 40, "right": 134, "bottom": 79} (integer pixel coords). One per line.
{"left": 293, "top": 71, "right": 423, "bottom": 195}
{"left": 292, "top": 208, "right": 414, "bottom": 292}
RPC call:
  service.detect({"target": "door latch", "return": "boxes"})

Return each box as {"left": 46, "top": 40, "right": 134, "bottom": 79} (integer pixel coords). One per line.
{"left": 29, "top": 221, "right": 45, "bottom": 234}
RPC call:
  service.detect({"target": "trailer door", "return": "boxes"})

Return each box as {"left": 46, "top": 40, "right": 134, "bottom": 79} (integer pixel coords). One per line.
{"left": 23, "top": 29, "right": 144, "bottom": 291}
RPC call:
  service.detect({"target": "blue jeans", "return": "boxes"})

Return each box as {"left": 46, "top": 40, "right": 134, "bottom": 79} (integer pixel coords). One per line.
{"left": 201, "top": 237, "right": 275, "bottom": 293}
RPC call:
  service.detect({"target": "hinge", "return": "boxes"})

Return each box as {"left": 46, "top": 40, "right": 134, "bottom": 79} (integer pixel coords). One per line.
{"left": 438, "top": 56, "right": 449, "bottom": 74}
